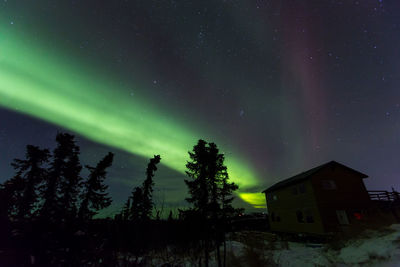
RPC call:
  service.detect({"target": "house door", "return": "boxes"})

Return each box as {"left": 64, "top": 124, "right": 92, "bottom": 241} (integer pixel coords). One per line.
{"left": 336, "top": 210, "right": 349, "bottom": 225}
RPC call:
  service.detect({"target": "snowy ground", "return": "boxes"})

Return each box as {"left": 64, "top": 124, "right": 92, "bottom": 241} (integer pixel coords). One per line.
{"left": 225, "top": 224, "right": 400, "bottom": 267}
{"left": 117, "top": 224, "right": 400, "bottom": 266}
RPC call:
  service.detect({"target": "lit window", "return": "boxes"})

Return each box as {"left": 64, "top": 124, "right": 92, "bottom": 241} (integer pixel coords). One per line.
{"left": 322, "top": 180, "right": 337, "bottom": 190}
{"left": 273, "top": 194, "right": 278, "bottom": 201}
{"left": 354, "top": 212, "right": 362, "bottom": 220}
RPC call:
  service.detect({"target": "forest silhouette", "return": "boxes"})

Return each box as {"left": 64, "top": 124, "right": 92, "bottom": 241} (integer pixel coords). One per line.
{"left": 0, "top": 133, "right": 243, "bottom": 266}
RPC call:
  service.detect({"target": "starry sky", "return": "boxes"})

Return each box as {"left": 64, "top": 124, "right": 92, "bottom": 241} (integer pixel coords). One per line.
{"left": 1, "top": 0, "right": 399, "bottom": 214}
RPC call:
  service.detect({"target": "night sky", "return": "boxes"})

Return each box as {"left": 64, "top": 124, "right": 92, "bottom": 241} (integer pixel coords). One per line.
{"left": 1, "top": 0, "right": 399, "bottom": 214}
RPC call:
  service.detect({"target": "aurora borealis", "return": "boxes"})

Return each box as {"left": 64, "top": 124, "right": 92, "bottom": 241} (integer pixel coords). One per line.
{"left": 1, "top": 1, "right": 400, "bottom": 212}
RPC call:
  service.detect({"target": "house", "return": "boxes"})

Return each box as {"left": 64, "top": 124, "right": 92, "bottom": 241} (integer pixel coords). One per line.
{"left": 262, "top": 161, "right": 373, "bottom": 235}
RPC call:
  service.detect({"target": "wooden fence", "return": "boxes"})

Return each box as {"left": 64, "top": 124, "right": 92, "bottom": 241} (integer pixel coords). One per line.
{"left": 368, "top": 190, "right": 400, "bottom": 201}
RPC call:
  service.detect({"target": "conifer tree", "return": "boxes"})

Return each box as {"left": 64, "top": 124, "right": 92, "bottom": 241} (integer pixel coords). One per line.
{"left": 142, "top": 155, "right": 161, "bottom": 220}
{"left": 129, "top": 186, "right": 143, "bottom": 221}
{"left": 79, "top": 152, "right": 114, "bottom": 221}
{"left": 184, "top": 140, "right": 239, "bottom": 267}
{"left": 185, "top": 140, "right": 209, "bottom": 214}
{"left": 11, "top": 145, "right": 50, "bottom": 220}
{"left": 219, "top": 171, "right": 240, "bottom": 218}
{"left": 59, "top": 138, "right": 82, "bottom": 221}
{"left": 40, "top": 133, "right": 81, "bottom": 222}
{"left": 122, "top": 155, "right": 161, "bottom": 221}
{"left": 0, "top": 176, "right": 25, "bottom": 219}
{"left": 167, "top": 210, "right": 173, "bottom": 221}
{"left": 0, "top": 180, "right": 19, "bottom": 245}
{"left": 121, "top": 197, "right": 131, "bottom": 221}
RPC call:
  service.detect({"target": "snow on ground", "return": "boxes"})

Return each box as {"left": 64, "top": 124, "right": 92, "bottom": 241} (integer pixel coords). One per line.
{"left": 336, "top": 224, "right": 400, "bottom": 266}
{"left": 224, "top": 224, "right": 400, "bottom": 267}
{"left": 273, "top": 242, "right": 331, "bottom": 266}
{"left": 116, "top": 225, "right": 400, "bottom": 266}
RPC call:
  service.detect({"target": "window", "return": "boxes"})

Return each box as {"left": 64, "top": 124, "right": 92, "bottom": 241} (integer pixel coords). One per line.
{"left": 267, "top": 194, "right": 277, "bottom": 201}
{"left": 336, "top": 210, "right": 349, "bottom": 225}
{"left": 292, "top": 186, "right": 298, "bottom": 195}
{"left": 305, "top": 209, "right": 314, "bottom": 223}
{"left": 299, "top": 183, "right": 306, "bottom": 193}
{"left": 322, "top": 180, "right": 337, "bottom": 190}
{"left": 296, "top": 210, "right": 304, "bottom": 223}
{"left": 297, "top": 209, "right": 314, "bottom": 223}
{"left": 293, "top": 183, "right": 306, "bottom": 194}
{"left": 276, "top": 215, "right": 281, "bottom": 222}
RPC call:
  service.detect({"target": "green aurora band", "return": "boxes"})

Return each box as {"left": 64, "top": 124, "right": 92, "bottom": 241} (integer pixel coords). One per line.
{"left": 0, "top": 30, "right": 266, "bottom": 207}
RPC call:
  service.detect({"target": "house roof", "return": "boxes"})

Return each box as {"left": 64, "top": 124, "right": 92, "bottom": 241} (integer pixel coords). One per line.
{"left": 262, "top": 161, "right": 368, "bottom": 194}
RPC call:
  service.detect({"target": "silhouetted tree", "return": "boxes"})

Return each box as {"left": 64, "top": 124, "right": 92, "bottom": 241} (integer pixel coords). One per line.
{"left": 167, "top": 210, "right": 174, "bottom": 221}
{"left": 184, "top": 140, "right": 239, "bottom": 267}
{"left": 185, "top": 140, "right": 209, "bottom": 213}
{"left": 59, "top": 137, "right": 82, "bottom": 222}
{"left": 129, "top": 186, "right": 144, "bottom": 221}
{"left": 1, "top": 146, "right": 50, "bottom": 221}
{"left": 120, "top": 197, "right": 131, "bottom": 220}
{"left": 122, "top": 155, "right": 161, "bottom": 221}
{"left": 0, "top": 183, "right": 12, "bottom": 244}
{"left": 142, "top": 155, "right": 161, "bottom": 220}
{"left": 13, "top": 146, "right": 50, "bottom": 220}
{"left": 40, "top": 133, "right": 81, "bottom": 223}
{"left": 0, "top": 176, "right": 24, "bottom": 220}
{"left": 79, "top": 152, "right": 114, "bottom": 221}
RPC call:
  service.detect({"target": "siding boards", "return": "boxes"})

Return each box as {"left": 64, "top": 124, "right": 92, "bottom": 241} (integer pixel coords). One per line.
{"left": 311, "top": 165, "right": 371, "bottom": 232}
{"left": 264, "top": 161, "right": 372, "bottom": 235}
{"left": 267, "top": 180, "right": 325, "bottom": 234}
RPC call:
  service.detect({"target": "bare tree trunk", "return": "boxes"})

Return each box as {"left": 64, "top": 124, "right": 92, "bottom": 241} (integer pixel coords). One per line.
{"left": 216, "top": 243, "right": 221, "bottom": 267}
{"left": 223, "top": 238, "right": 226, "bottom": 267}
{"left": 205, "top": 238, "right": 209, "bottom": 267}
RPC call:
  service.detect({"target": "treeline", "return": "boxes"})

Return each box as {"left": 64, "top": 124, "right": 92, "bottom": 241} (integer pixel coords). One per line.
{"left": 0, "top": 133, "right": 241, "bottom": 266}
{"left": 0, "top": 133, "right": 113, "bottom": 224}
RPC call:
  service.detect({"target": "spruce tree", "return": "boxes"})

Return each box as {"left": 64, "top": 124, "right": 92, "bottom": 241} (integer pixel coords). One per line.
{"left": 79, "top": 152, "right": 114, "bottom": 221}
{"left": 184, "top": 139, "right": 239, "bottom": 267}
{"left": 129, "top": 186, "right": 143, "bottom": 221}
{"left": 121, "top": 197, "right": 131, "bottom": 221}
{"left": 11, "top": 145, "right": 50, "bottom": 220}
{"left": 122, "top": 155, "right": 161, "bottom": 221}
{"left": 59, "top": 137, "right": 82, "bottom": 221}
{"left": 185, "top": 140, "right": 209, "bottom": 214}
{"left": 40, "top": 133, "right": 81, "bottom": 222}
{"left": 0, "top": 175, "right": 25, "bottom": 219}
{"left": 141, "top": 155, "right": 161, "bottom": 220}
{"left": 167, "top": 210, "right": 173, "bottom": 221}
